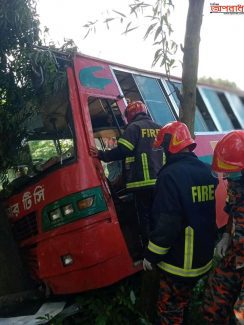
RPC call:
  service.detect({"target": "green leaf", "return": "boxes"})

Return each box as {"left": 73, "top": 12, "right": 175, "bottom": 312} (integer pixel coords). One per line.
{"left": 122, "top": 22, "right": 138, "bottom": 34}
{"left": 143, "top": 23, "right": 157, "bottom": 40}
{"left": 130, "top": 290, "right": 136, "bottom": 304}
{"left": 154, "top": 25, "right": 162, "bottom": 41}
{"left": 103, "top": 17, "right": 115, "bottom": 23}
{"left": 112, "top": 10, "right": 126, "bottom": 17}
{"left": 124, "top": 26, "right": 138, "bottom": 34}
{"left": 152, "top": 48, "right": 162, "bottom": 66}
{"left": 125, "top": 21, "right": 132, "bottom": 31}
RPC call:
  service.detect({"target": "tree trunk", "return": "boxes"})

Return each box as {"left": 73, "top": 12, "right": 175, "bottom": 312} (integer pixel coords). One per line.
{"left": 0, "top": 205, "right": 33, "bottom": 296}
{"left": 181, "top": 0, "right": 205, "bottom": 136}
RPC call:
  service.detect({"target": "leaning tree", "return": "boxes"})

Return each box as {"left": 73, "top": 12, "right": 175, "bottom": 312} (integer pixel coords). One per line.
{"left": 83, "top": 0, "right": 205, "bottom": 135}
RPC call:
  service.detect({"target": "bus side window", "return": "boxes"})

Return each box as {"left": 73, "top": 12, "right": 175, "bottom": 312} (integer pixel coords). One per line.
{"left": 164, "top": 80, "right": 209, "bottom": 132}
{"left": 224, "top": 93, "right": 244, "bottom": 129}
{"left": 217, "top": 92, "right": 241, "bottom": 129}
{"left": 199, "top": 87, "right": 235, "bottom": 131}
{"left": 133, "top": 75, "right": 176, "bottom": 126}
{"left": 113, "top": 70, "right": 143, "bottom": 103}
{"left": 196, "top": 89, "right": 218, "bottom": 131}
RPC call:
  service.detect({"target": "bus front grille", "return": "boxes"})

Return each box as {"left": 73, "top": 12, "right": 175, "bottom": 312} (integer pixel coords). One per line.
{"left": 12, "top": 212, "right": 38, "bottom": 241}
{"left": 20, "top": 245, "right": 39, "bottom": 279}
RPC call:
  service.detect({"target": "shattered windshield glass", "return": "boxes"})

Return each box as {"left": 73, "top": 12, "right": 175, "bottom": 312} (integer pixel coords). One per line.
{"left": 0, "top": 92, "right": 75, "bottom": 193}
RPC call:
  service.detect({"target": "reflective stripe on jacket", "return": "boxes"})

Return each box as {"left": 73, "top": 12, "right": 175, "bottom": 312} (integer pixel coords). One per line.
{"left": 118, "top": 114, "right": 163, "bottom": 190}
{"left": 145, "top": 152, "right": 218, "bottom": 279}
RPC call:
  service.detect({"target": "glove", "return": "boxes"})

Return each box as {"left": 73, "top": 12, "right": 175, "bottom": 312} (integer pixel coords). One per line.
{"left": 89, "top": 146, "right": 99, "bottom": 157}
{"left": 143, "top": 258, "right": 153, "bottom": 271}
{"left": 89, "top": 147, "right": 105, "bottom": 160}
{"left": 215, "top": 233, "right": 231, "bottom": 258}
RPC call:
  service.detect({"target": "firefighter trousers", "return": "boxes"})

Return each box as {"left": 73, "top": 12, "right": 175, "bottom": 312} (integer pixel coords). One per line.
{"left": 202, "top": 251, "right": 244, "bottom": 324}
{"left": 157, "top": 272, "right": 197, "bottom": 325}
{"left": 134, "top": 188, "right": 155, "bottom": 247}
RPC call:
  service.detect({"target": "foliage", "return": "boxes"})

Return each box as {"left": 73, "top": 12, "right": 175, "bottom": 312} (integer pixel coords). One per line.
{"left": 31, "top": 40, "right": 78, "bottom": 100}
{"left": 83, "top": 0, "right": 178, "bottom": 76}
{"left": 33, "top": 276, "right": 151, "bottom": 324}
{"left": 0, "top": 1, "right": 78, "bottom": 197}
{"left": 30, "top": 139, "right": 73, "bottom": 161}
{"left": 186, "top": 276, "right": 208, "bottom": 325}
{"left": 199, "top": 76, "right": 241, "bottom": 91}
{"left": 0, "top": 0, "right": 40, "bottom": 171}
{"left": 0, "top": 0, "right": 40, "bottom": 295}
{"left": 43, "top": 272, "right": 218, "bottom": 325}
{"left": 69, "top": 275, "right": 150, "bottom": 325}
{"left": 0, "top": 44, "right": 76, "bottom": 188}
{"left": 83, "top": 0, "right": 205, "bottom": 135}
{"left": 0, "top": 0, "right": 77, "bottom": 177}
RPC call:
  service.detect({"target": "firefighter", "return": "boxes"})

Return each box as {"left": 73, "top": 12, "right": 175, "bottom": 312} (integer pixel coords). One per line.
{"left": 202, "top": 130, "right": 244, "bottom": 324}
{"left": 95, "top": 100, "right": 163, "bottom": 246}
{"left": 143, "top": 121, "right": 218, "bottom": 324}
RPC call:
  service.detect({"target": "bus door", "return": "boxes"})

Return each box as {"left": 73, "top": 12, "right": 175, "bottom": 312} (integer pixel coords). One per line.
{"left": 85, "top": 96, "right": 144, "bottom": 261}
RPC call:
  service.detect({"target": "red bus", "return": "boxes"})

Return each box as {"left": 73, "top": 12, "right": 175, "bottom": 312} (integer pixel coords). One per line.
{"left": 1, "top": 50, "right": 244, "bottom": 294}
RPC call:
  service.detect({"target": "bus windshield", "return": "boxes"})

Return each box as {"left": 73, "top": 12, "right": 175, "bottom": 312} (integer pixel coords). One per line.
{"left": 0, "top": 93, "right": 75, "bottom": 193}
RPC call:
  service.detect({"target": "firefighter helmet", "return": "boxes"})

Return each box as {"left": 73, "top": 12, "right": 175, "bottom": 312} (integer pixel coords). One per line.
{"left": 212, "top": 130, "right": 244, "bottom": 173}
{"left": 153, "top": 121, "right": 196, "bottom": 153}
{"left": 125, "top": 101, "right": 147, "bottom": 123}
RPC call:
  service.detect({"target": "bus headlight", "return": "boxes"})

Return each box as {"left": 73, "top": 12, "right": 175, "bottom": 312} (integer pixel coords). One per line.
{"left": 62, "top": 204, "right": 74, "bottom": 216}
{"left": 49, "top": 208, "right": 62, "bottom": 221}
{"left": 42, "top": 187, "right": 107, "bottom": 232}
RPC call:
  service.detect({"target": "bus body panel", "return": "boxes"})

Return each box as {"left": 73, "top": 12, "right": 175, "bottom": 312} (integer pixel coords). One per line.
{"left": 44, "top": 252, "right": 139, "bottom": 294}
{"left": 74, "top": 55, "right": 120, "bottom": 97}
{"left": 4, "top": 51, "right": 241, "bottom": 294}
{"left": 5, "top": 66, "right": 139, "bottom": 293}
{"left": 38, "top": 213, "right": 139, "bottom": 294}
{"left": 7, "top": 162, "right": 138, "bottom": 293}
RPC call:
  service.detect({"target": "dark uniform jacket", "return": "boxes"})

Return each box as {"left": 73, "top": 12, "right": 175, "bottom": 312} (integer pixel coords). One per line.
{"left": 225, "top": 176, "right": 244, "bottom": 269}
{"left": 145, "top": 152, "right": 218, "bottom": 280}
{"left": 99, "top": 114, "right": 163, "bottom": 191}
